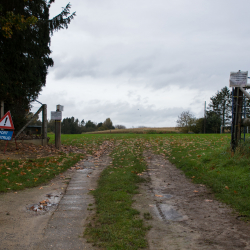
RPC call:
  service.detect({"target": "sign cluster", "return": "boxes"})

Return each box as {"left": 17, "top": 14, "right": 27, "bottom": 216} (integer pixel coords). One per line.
{"left": 0, "top": 111, "right": 14, "bottom": 141}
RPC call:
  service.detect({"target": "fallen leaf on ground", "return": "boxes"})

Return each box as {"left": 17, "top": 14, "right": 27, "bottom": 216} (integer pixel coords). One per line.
{"left": 193, "top": 190, "right": 199, "bottom": 193}
{"left": 155, "top": 194, "right": 163, "bottom": 197}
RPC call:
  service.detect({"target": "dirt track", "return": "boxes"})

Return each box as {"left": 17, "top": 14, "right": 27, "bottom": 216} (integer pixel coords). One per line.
{"left": 1, "top": 145, "right": 250, "bottom": 249}
{"left": 133, "top": 151, "right": 250, "bottom": 249}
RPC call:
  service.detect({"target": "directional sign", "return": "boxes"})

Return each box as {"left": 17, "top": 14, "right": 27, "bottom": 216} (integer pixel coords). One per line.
{"left": 0, "top": 111, "right": 14, "bottom": 129}
{"left": 0, "top": 130, "right": 13, "bottom": 141}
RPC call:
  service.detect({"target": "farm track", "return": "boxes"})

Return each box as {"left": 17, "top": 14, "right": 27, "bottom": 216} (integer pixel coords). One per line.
{"left": 133, "top": 150, "right": 250, "bottom": 250}
{"left": 1, "top": 140, "right": 250, "bottom": 249}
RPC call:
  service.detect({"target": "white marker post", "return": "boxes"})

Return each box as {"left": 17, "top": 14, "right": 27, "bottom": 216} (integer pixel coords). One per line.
{"left": 51, "top": 105, "right": 63, "bottom": 150}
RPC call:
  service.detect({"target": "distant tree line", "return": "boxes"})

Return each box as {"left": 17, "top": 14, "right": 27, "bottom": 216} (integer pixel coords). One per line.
{"left": 47, "top": 117, "right": 127, "bottom": 134}
{"left": 176, "top": 86, "right": 248, "bottom": 133}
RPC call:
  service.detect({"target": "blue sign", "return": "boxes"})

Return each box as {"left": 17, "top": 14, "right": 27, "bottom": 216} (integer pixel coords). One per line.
{"left": 0, "top": 130, "right": 13, "bottom": 141}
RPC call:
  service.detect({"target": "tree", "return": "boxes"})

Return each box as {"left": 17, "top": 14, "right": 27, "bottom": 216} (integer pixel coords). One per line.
{"left": 192, "top": 112, "right": 221, "bottom": 134}
{"left": 85, "top": 120, "right": 96, "bottom": 130}
{"left": 205, "top": 111, "right": 221, "bottom": 133}
{"left": 0, "top": 0, "right": 75, "bottom": 131}
{"left": 103, "top": 118, "right": 113, "bottom": 129}
{"left": 61, "top": 117, "right": 81, "bottom": 134}
{"left": 192, "top": 118, "right": 204, "bottom": 134}
{"left": 0, "top": 2, "right": 37, "bottom": 38}
{"left": 115, "top": 125, "right": 126, "bottom": 129}
{"left": 176, "top": 111, "right": 196, "bottom": 133}
{"left": 208, "top": 87, "right": 231, "bottom": 132}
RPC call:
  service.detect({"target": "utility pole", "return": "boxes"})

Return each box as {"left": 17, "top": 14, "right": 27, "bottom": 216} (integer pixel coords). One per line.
{"left": 204, "top": 101, "right": 206, "bottom": 134}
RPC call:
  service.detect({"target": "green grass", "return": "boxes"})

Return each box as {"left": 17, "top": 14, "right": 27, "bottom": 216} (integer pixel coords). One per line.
{"left": 84, "top": 138, "right": 149, "bottom": 249}
{"left": 0, "top": 153, "right": 83, "bottom": 192}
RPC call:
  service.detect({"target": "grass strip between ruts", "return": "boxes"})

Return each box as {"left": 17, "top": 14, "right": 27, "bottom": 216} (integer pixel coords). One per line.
{"left": 0, "top": 153, "right": 83, "bottom": 192}
{"left": 84, "top": 138, "right": 150, "bottom": 250}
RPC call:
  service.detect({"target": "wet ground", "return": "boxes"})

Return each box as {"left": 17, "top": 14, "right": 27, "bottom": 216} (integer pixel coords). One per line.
{"left": 132, "top": 151, "right": 250, "bottom": 250}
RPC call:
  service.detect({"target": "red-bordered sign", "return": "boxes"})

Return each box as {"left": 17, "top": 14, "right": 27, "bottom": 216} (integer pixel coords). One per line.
{"left": 0, "top": 111, "right": 14, "bottom": 130}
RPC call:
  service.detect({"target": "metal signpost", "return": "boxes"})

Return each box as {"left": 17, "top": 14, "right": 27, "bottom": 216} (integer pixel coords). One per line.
{"left": 51, "top": 105, "right": 64, "bottom": 149}
{"left": 230, "top": 70, "right": 250, "bottom": 151}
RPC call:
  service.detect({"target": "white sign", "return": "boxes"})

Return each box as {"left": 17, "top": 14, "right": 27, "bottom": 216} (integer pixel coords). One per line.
{"left": 56, "top": 105, "right": 64, "bottom": 111}
{"left": 230, "top": 71, "right": 248, "bottom": 87}
{"left": 51, "top": 111, "right": 62, "bottom": 120}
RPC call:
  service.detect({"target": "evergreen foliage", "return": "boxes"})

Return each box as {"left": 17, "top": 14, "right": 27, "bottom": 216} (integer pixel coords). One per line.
{"left": 208, "top": 86, "right": 231, "bottom": 132}
{"left": 0, "top": 0, "right": 75, "bottom": 131}
{"left": 48, "top": 117, "right": 115, "bottom": 134}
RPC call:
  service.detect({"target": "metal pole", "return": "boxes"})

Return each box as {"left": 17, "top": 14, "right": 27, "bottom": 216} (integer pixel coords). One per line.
{"left": 204, "top": 101, "right": 206, "bottom": 134}
{"left": 55, "top": 105, "right": 61, "bottom": 150}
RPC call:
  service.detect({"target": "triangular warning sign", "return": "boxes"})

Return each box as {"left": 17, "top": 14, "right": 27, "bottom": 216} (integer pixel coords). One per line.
{"left": 0, "top": 111, "right": 14, "bottom": 130}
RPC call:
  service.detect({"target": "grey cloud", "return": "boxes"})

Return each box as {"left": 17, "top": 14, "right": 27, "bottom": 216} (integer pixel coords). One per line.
{"left": 51, "top": 55, "right": 100, "bottom": 80}
{"left": 71, "top": 100, "right": 184, "bottom": 128}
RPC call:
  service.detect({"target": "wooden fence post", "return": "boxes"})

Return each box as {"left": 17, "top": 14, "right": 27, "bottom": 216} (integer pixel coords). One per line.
{"left": 55, "top": 120, "right": 61, "bottom": 149}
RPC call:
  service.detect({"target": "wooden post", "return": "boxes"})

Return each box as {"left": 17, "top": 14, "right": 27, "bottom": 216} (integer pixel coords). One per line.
{"left": 231, "top": 87, "right": 243, "bottom": 150}
{"left": 55, "top": 120, "right": 61, "bottom": 149}
{"left": 42, "top": 104, "right": 47, "bottom": 141}
{"left": 0, "top": 101, "right": 4, "bottom": 118}
{"left": 54, "top": 105, "right": 62, "bottom": 150}
{"left": 236, "top": 88, "right": 243, "bottom": 145}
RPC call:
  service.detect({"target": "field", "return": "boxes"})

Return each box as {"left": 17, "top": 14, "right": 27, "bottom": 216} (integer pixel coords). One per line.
{"left": 85, "top": 126, "right": 180, "bottom": 134}
{"left": 1, "top": 133, "right": 250, "bottom": 249}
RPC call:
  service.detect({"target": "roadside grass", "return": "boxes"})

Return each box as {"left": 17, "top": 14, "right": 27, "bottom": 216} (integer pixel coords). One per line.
{"left": 84, "top": 138, "right": 150, "bottom": 249}
{"left": 0, "top": 153, "right": 83, "bottom": 192}
{"left": 150, "top": 134, "right": 250, "bottom": 220}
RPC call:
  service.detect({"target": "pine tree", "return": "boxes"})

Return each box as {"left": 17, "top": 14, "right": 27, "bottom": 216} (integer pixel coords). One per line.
{"left": 0, "top": 0, "right": 75, "bottom": 130}
{"left": 208, "top": 86, "right": 231, "bottom": 133}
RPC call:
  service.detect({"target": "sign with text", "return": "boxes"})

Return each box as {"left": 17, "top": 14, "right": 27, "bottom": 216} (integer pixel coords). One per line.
{"left": 0, "top": 130, "right": 13, "bottom": 141}
{"left": 230, "top": 71, "right": 248, "bottom": 87}
{"left": 51, "top": 111, "right": 62, "bottom": 120}
{"left": 0, "top": 111, "right": 14, "bottom": 129}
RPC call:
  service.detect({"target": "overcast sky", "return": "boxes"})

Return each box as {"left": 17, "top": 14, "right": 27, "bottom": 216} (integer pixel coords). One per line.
{"left": 34, "top": 0, "right": 250, "bottom": 128}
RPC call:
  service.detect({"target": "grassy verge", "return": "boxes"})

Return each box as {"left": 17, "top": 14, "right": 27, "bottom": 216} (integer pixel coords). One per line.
{"left": 0, "top": 153, "right": 83, "bottom": 192}
{"left": 85, "top": 138, "right": 149, "bottom": 249}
